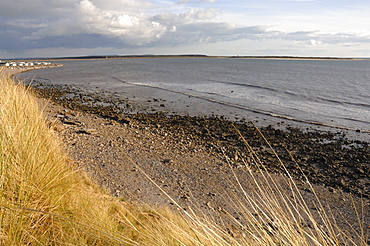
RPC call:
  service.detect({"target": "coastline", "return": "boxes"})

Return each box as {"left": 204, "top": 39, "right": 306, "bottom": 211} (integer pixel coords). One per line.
{"left": 22, "top": 72, "right": 370, "bottom": 199}
{"left": 2, "top": 67, "right": 31, "bottom": 77}
{"left": 7, "top": 55, "right": 361, "bottom": 63}
{"left": 8, "top": 67, "right": 370, "bottom": 241}
{"left": 2, "top": 64, "right": 63, "bottom": 78}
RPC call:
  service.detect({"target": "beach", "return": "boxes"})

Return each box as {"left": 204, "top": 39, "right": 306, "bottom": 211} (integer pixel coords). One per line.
{"left": 1, "top": 63, "right": 366, "bottom": 243}
{"left": 16, "top": 68, "right": 367, "bottom": 243}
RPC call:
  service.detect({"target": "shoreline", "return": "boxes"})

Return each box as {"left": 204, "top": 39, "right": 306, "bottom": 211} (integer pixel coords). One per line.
{"left": 23, "top": 76, "right": 370, "bottom": 199}
{"left": 15, "top": 59, "right": 370, "bottom": 139}
{"left": 2, "top": 65, "right": 63, "bottom": 78}
{"left": 3, "top": 55, "right": 363, "bottom": 63}
{"left": 109, "top": 75, "right": 370, "bottom": 136}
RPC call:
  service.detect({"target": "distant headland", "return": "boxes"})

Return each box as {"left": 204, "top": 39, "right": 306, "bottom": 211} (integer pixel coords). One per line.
{"left": 2, "top": 54, "right": 360, "bottom": 61}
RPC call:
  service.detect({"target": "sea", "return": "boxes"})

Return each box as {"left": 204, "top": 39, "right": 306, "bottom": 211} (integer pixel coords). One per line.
{"left": 18, "top": 58, "right": 370, "bottom": 139}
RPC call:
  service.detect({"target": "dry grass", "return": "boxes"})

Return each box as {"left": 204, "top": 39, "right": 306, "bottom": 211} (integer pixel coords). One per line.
{"left": 0, "top": 68, "right": 367, "bottom": 245}
{"left": 0, "top": 70, "right": 227, "bottom": 245}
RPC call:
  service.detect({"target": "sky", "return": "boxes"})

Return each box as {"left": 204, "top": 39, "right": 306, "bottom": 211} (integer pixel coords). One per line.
{"left": 1, "top": 0, "right": 370, "bottom": 58}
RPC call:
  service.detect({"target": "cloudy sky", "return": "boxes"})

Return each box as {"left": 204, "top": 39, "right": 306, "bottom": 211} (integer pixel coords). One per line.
{"left": 1, "top": 0, "right": 370, "bottom": 58}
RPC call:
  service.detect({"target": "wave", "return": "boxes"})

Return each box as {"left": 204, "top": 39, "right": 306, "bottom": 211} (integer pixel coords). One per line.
{"left": 281, "top": 90, "right": 370, "bottom": 109}
{"left": 205, "top": 78, "right": 279, "bottom": 93}
{"left": 315, "top": 96, "right": 370, "bottom": 108}
{"left": 281, "top": 88, "right": 370, "bottom": 110}
{"left": 342, "top": 117, "right": 370, "bottom": 125}
{"left": 283, "top": 90, "right": 309, "bottom": 99}
{"left": 186, "top": 88, "right": 225, "bottom": 97}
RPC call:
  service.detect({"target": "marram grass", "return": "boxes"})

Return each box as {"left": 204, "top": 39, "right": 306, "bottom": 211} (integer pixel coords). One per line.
{"left": 0, "top": 69, "right": 366, "bottom": 245}
{"left": 0, "top": 70, "right": 219, "bottom": 245}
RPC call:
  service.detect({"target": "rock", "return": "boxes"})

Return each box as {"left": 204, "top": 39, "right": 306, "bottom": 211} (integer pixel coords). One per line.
{"left": 118, "top": 117, "right": 131, "bottom": 124}
{"left": 326, "top": 186, "right": 335, "bottom": 193}
{"left": 63, "top": 120, "right": 83, "bottom": 126}
{"left": 78, "top": 128, "right": 98, "bottom": 135}
{"left": 163, "top": 159, "right": 174, "bottom": 164}
{"left": 180, "top": 194, "right": 190, "bottom": 200}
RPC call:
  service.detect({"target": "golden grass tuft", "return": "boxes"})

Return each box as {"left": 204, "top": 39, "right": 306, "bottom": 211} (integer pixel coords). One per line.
{"left": 0, "top": 69, "right": 224, "bottom": 245}
{"left": 0, "top": 69, "right": 122, "bottom": 244}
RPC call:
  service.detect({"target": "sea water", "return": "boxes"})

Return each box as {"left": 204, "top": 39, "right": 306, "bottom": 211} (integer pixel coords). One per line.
{"left": 19, "top": 58, "right": 370, "bottom": 135}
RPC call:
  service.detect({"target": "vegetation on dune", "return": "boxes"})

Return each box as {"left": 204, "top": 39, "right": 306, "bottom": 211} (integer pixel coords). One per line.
{"left": 0, "top": 69, "right": 366, "bottom": 245}
{"left": 0, "top": 70, "right": 213, "bottom": 245}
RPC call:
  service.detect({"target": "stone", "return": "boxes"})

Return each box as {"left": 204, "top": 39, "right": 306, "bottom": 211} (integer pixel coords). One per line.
{"left": 78, "top": 128, "right": 98, "bottom": 134}
{"left": 63, "top": 120, "right": 83, "bottom": 126}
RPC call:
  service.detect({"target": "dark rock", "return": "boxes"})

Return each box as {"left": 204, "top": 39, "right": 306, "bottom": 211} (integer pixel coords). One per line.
{"left": 78, "top": 128, "right": 98, "bottom": 134}
{"left": 163, "top": 159, "right": 174, "bottom": 164}
{"left": 63, "top": 120, "right": 83, "bottom": 126}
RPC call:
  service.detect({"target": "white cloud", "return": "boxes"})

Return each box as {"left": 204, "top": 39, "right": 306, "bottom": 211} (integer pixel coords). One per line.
{"left": 14, "top": 0, "right": 218, "bottom": 47}
{"left": 23, "top": 0, "right": 169, "bottom": 45}
{"left": 116, "top": 15, "right": 135, "bottom": 26}
{"left": 307, "top": 39, "right": 322, "bottom": 46}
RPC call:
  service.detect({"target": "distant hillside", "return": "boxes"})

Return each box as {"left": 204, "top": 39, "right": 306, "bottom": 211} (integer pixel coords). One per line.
{"left": 3, "top": 55, "right": 358, "bottom": 61}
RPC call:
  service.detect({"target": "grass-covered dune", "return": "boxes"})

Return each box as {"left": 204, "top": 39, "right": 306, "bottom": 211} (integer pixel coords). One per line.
{"left": 0, "top": 70, "right": 225, "bottom": 245}
{"left": 0, "top": 69, "right": 367, "bottom": 245}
